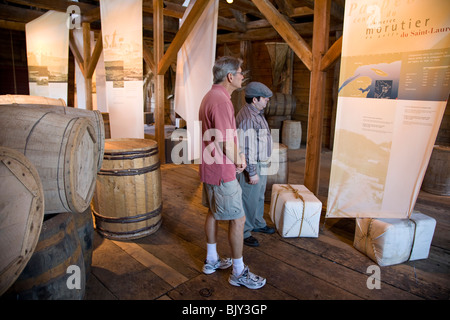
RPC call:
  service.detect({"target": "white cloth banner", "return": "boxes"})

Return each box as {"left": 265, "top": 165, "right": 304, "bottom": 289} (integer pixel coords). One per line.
{"left": 326, "top": 0, "right": 450, "bottom": 218}
{"left": 26, "top": 11, "right": 69, "bottom": 104}
{"left": 100, "top": 0, "right": 143, "bottom": 138}
{"left": 174, "top": 0, "right": 219, "bottom": 161}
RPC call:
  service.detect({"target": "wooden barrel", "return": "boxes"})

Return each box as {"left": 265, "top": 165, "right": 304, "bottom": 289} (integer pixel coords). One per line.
{"left": 0, "top": 94, "right": 66, "bottom": 106}
{"left": 282, "top": 120, "right": 302, "bottom": 150}
{"left": 266, "top": 115, "right": 290, "bottom": 143}
{"left": 422, "top": 145, "right": 450, "bottom": 196}
{"left": 0, "top": 105, "right": 98, "bottom": 214}
{"left": 4, "top": 212, "right": 86, "bottom": 300}
{"left": 2, "top": 103, "right": 105, "bottom": 171}
{"left": 267, "top": 115, "right": 291, "bottom": 131}
{"left": 92, "top": 138, "right": 162, "bottom": 240}
{"left": 264, "top": 143, "right": 289, "bottom": 201}
{"left": 72, "top": 206, "right": 94, "bottom": 279}
{"left": 0, "top": 147, "right": 45, "bottom": 296}
{"left": 264, "top": 93, "right": 296, "bottom": 116}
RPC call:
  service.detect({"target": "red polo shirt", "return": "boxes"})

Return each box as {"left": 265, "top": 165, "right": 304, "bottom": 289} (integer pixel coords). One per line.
{"left": 198, "top": 84, "right": 238, "bottom": 185}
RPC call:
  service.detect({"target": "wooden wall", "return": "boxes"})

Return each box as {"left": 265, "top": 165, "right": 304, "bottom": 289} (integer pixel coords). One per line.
{"left": 0, "top": 29, "right": 29, "bottom": 95}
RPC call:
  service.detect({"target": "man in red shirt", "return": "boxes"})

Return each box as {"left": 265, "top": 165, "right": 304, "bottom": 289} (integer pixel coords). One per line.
{"left": 199, "top": 56, "right": 266, "bottom": 289}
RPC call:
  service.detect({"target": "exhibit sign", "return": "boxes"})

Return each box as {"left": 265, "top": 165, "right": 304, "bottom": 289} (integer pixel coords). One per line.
{"left": 26, "top": 11, "right": 69, "bottom": 104}
{"left": 326, "top": 0, "right": 450, "bottom": 218}
{"left": 100, "top": 0, "right": 144, "bottom": 138}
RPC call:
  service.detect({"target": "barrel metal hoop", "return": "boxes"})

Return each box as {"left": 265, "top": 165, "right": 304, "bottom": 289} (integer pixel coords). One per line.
{"left": 103, "top": 148, "right": 158, "bottom": 160}
{"left": 98, "top": 161, "right": 160, "bottom": 176}
{"left": 92, "top": 204, "right": 162, "bottom": 224}
{"left": 95, "top": 219, "right": 162, "bottom": 236}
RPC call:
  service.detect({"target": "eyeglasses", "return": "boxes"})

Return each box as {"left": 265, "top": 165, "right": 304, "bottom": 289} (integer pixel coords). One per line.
{"left": 234, "top": 71, "right": 245, "bottom": 76}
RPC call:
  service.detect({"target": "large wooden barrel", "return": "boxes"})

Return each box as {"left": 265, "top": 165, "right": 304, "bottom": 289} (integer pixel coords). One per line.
{"left": 72, "top": 206, "right": 94, "bottom": 279}
{"left": 264, "top": 143, "right": 289, "bottom": 201}
{"left": 264, "top": 93, "right": 296, "bottom": 117}
{"left": 0, "top": 105, "right": 98, "bottom": 214}
{"left": 422, "top": 145, "right": 450, "bottom": 196}
{"left": 1, "top": 103, "right": 105, "bottom": 171}
{"left": 266, "top": 115, "right": 290, "bottom": 143}
{"left": 92, "top": 139, "right": 162, "bottom": 240}
{"left": 0, "top": 147, "right": 45, "bottom": 296}
{"left": 4, "top": 212, "right": 86, "bottom": 300}
{"left": 282, "top": 120, "right": 302, "bottom": 149}
{"left": 0, "top": 94, "right": 66, "bottom": 106}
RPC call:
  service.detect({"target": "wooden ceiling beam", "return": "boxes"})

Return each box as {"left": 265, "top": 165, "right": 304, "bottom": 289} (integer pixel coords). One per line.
{"left": 0, "top": 3, "right": 44, "bottom": 23}
{"left": 320, "top": 35, "right": 342, "bottom": 71}
{"left": 143, "top": 0, "right": 185, "bottom": 19}
{"left": 250, "top": 0, "right": 312, "bottom": 70}
{"left": 6, "top": 0, "right": 97, "bottom": 14}
{"left": 0, "top": 19, "right": 26, "bottom": 31}
{"left": 218, "top": 21, "right": 315, "bottom": 43}
{"left": 290, "top": 6, "right": 314, "bottom": 18}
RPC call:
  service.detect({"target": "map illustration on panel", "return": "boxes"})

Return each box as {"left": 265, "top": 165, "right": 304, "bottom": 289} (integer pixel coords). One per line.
{"left": 339, "top": 58, "right": 401, "bottom": 99}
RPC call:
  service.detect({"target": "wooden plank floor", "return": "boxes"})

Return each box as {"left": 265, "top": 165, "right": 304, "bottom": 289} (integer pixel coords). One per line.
{"left": 85, "top": 147, "right": 450, "bottom": 300}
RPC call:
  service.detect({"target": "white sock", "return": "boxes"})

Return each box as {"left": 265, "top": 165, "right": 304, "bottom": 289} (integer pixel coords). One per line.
{"left": 233, "top": 257, "right": 244, "bottom": 276}
{"left": 206, "top": 243, "right": 218, "bottom": 263}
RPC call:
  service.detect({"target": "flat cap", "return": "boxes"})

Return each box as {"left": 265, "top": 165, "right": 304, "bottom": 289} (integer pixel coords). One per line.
{"left": 245, "top": 82, "right": 273, "bottom": 98}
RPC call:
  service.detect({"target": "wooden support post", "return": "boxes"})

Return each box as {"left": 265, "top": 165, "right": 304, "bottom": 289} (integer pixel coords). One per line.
{"left": 82, "top": 22, "right": 93, "bottom": 110}
{"left": 154, "top": 0, "right": 165, "bottom": 163}
{"left": 304, "top": 0, "right": 331, "bottom": 195}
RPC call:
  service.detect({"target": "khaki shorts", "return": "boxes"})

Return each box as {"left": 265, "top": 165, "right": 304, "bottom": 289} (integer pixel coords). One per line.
{"left": 202, "top": 179, "right": 245, "bottom": 221}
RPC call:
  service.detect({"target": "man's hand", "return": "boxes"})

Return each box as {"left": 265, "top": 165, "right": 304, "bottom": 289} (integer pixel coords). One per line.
{"left": 248, "top": 174, "right": 259, "bottom": 185}
{"left": 236, "top": 152, "right": 246, "bottom": 174}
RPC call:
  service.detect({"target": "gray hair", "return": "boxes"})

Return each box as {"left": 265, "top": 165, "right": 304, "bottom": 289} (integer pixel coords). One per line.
{"left": 212, "top": 56, "right": 243, "bottom": 84}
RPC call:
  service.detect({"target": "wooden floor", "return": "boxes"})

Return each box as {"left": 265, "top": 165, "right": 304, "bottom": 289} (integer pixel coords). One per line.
{"left": 85, "top": 147, "right": 450, "bottom": 301}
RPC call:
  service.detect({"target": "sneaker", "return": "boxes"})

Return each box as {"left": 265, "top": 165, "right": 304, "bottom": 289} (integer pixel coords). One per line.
{"left": 252, "top": 226, "right": 275, "bottom": 234}
{"left": 228, "top": 265, "right": 266, "bottom": 289}
{"left": 244, "top": 236, "right": 259, "bottom": 247}
{"left": 202, "top": 257, "right": 232, "bottom": 275}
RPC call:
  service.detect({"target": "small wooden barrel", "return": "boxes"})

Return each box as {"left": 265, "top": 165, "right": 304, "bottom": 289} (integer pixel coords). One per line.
{"left": 0, "top": 147, "right": 45, "bottom": 296}
{"left": 2, "top": 103, "right": 105, "bottom": 171}
{"left": 282, "top": 120, "right": 302, "bottom": 149}
{"left": 4, "top": 212, "right": 86, "bottom": 300}
{"left": 264, "top": 143, "right": 289, "bottom": 201}
{"left": 264, "top": 93, "right": 296, "bottom": 116}
{"left": 0, "top": 94, "right": 66, "bottom": 106}
{"left": 0, "top": 105, "right": 98, "bottom": 214}
{"left": 92, "top": 139, "right": 162, "bottom": 240}
{"left": 422, "top": 145, "right": 450, "bottom": 196}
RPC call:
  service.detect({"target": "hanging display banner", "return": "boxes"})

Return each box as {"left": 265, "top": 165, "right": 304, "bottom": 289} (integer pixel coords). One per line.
{"left": 174, "top": 0, "right": 219, "bottom": 161}
{"left": 326, "top": 0, "right": 450, "bottom": 218}
{"left": 26, "top": 11, "right": 69, "bottom": 104}
{"left": 100, "top": 0, "right": 143, "bottom": 138}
